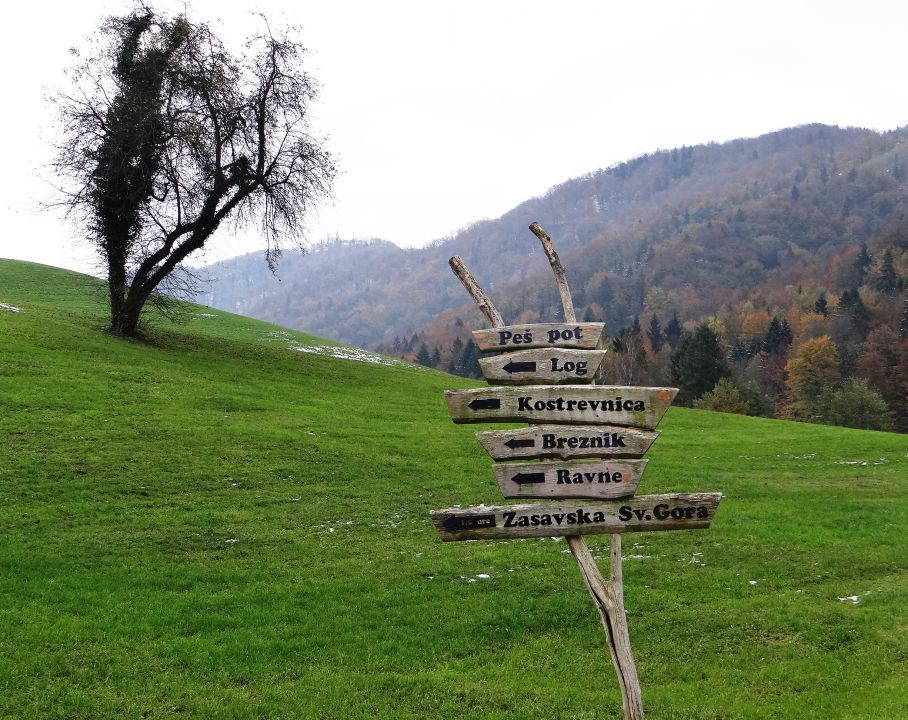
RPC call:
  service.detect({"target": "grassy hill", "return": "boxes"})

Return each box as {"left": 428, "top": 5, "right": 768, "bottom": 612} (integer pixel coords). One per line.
{"left": 1, "top": 259, "right": 906, "bottom": 719}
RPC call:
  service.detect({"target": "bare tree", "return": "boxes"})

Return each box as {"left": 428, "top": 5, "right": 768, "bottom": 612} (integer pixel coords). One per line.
{"left": 606, "top": 327, "right": 649, "bottom": 386}
{"left": 52, "top": 7, "right": 335, "bottom": 337}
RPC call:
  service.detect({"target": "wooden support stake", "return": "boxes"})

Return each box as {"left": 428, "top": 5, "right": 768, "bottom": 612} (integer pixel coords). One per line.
{"left": 529, "top": 222, "right": 577, "bottom": 323}
{"left": 568, "top": 535, "right": 644, "bottom": 720}
{"left": 448, "top": 256, "right": 505, "bottom": 328}
{"left": 529, "top": 222, "right": 645, "bottom": 719}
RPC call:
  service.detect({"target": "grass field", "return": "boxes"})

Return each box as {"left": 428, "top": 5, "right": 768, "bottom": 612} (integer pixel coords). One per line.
{"left": 1, "top": 258, "right": 906, "bottom": 719}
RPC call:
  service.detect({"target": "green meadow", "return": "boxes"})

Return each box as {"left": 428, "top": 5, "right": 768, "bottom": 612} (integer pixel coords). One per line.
{"left": 1, "top": 259, "right": 906, "bottom": 719}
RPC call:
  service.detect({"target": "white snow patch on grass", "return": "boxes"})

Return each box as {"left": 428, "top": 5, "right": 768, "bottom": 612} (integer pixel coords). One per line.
{"left": 266, "top": 330, "right": 417, "bottom": 369}
{"left": 0, "top": 303, "right": 23, "bottom": 312}
{"left": 292, "top": 344, "right": 412, "bottom": 368}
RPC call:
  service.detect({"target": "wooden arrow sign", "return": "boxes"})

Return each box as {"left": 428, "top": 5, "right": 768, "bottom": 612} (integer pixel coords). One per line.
{"left": 479, "top": 348, "right": 608, "bottom": 385}
{"left": 473, "top": 323, "right": 605, "bottom": 352}
{"left": 494, "top": 459, "right": 647, "bottom": 499}
{"left": 476, "top": 425, "right": 660, "bottom": 460}
{"left": 431, "top": 492, "right": 722, "bottom": 541}
{"left": 445, "top": 386, "right": 678, "bottom": 429}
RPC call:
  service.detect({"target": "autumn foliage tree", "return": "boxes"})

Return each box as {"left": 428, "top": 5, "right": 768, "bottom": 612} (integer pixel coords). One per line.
{"left": 52, "top": 7, "right": 334, "bottom": 337}
{"left": 694, "top": 378, "right": 750, "bottom": 415}
{"left": 856, "top": 326, "right": 908, "bottom": 431}
{"left": 785, "top": 336, "right": 841, "bottom": 420}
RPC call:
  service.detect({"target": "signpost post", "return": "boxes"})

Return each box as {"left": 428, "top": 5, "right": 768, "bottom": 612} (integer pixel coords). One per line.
{"left": 430, "top": 223, "right": 723, "bottom": 720}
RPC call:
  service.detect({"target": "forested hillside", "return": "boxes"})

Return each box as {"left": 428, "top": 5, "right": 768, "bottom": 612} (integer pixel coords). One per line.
{"left": 200, "top": 123, "right": 908, "bottom": 431}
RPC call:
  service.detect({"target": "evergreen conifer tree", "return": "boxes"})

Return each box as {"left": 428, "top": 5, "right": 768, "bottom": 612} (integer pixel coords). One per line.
{"left": 764, "top": 316, "right": 793, "bottom": 355}
{"left": 647, "top": 315, "right": 665, "bottom": 353}
{"left": 665, "top": 311, "right": 683, "bottom": 349}
{"left": 450, "top": 336, "right": 464, "bottom": 362}
{"left": 415, "top": 343, "right": 432, "bottom": 367}
{"left": 458, "top": 340, "right": 482, "bottom": 379}
{"left": 670, "top": 323, "right": 730, "bottom": 406}
{"left": 873, "top": 247, "right": 901, "bottom": 294}
{"left": 854, "top": 243, "right": 872, "bottom": 285}
{"left": 843, "top": 290, "right": 870, "bottom": 338}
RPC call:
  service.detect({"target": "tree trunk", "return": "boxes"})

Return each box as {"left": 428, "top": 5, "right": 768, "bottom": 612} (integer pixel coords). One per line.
{"left": 112, "top": 281, "right": 156, "bottom": 337}
{"left": 106, "top": 245, "right": 137, "bottom": 337}
{"left": 110, "top": 300, "right": 143, "bottom": 337}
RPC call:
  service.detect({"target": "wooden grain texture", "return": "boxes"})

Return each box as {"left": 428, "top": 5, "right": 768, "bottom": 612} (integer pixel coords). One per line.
{"left": 493, "top": 459, "right": 647, "bottom": 499}
{"left": 476, "top": 424, "right": 660, "bottom": 460}
{"left": 569, "top": 534, "right": 645, "bottom": 720}
{"left": 529, "top": 221, "right": 577, "bottom": 324}
{"left": 479, "top": 348, "right": 607, "bottom": 385}
{"left": 473, "top": 323, "right": 605, "bottom": 351}
{"left": 431, "top": 492, "right": 722, "bottom": 541}
{"left": 445, "top": 385, "right": 678, "bottom": 429}
{"left": 448, "top": 256, "right": 505, "bottom": 327}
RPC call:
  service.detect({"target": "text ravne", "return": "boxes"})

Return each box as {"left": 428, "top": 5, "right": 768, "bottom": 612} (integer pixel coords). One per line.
{"left": 556, "top": 469, "right": 623, "bottom": 484}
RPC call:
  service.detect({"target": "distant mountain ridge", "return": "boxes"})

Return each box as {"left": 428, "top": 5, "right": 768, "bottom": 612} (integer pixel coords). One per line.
{"left": 198, "top": 123, "right": 905, "bottom": 348}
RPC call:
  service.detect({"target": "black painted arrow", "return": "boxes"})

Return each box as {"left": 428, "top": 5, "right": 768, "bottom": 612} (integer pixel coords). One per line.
{"left": 511, "top": 472, "right": 546, "bottom": 485}
{"left": 468, "top": 398, "right": 501, "bottom": 411}
{"left": 504, "top": 438, "right": 535, "bottom": 449}
{"left": 443, "top": 513, "right": 497, "bottom": 532}
{"left": 503, "top": 360, "right": 537, "bottom": 374}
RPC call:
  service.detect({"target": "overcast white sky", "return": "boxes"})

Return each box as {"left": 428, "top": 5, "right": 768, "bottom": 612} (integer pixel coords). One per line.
{"left": 2, "top": 0, "right": 908, "bottom": 275}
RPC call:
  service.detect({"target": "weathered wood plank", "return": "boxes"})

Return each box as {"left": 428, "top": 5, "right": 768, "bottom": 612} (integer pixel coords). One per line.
{"left": 479, "top": 348, "right": 607, "bottom": 385}
{"left": 473, "top": 323, "right": 605, "bottom": 351}
{"left": 476, "top": 424, "right": 660, "bottom": 460}
{"left": 431, "top": 492, "right": 722, "bottom": 541}
{"left": 445, "top": 385, "right": 678, "bottom": 429}
{"left": 494, "top": 459, "right": 647, "bottom": 500}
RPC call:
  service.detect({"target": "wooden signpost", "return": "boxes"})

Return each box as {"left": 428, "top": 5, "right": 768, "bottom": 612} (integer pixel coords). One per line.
{"left": 478, "top": 347, "right": 608, "bottom": 384}
{"left": 472, "top": 322, "right": 608, "bottom": 351}
{"left": 446, "top": 385, "right": 677, "bottom": 428}
{"left": 431, "top": 222, "right": 723, "bottom": 720}
{"left": 491, "top": 458, "right": 649, "bottom": 499}
{"left": 432, "top": 492, "right": 722, "bottom": 540}
{"left": 475, "top": 424, "right": 660, "bottom": 460}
